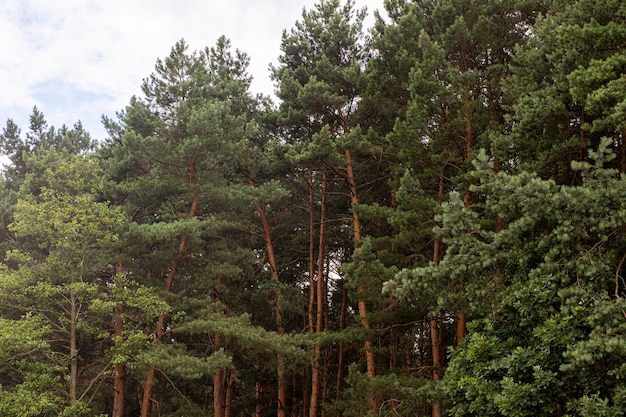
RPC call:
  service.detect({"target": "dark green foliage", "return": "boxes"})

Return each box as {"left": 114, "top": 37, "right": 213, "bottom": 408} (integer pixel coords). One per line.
{"left": 503, "top": 0, "right": 626, "bottom": 181}
{"left": 390, "top": 140, "right": 626, "bottom": 415}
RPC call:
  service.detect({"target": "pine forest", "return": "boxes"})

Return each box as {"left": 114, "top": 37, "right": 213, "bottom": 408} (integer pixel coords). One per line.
{"left": 1, "top": 0, "right": 625, "bottom": 416}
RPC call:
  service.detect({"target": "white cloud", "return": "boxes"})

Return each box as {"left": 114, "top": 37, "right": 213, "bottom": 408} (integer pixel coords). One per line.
{"left": 0, "top": 0, "right": 383, "bottom": 140}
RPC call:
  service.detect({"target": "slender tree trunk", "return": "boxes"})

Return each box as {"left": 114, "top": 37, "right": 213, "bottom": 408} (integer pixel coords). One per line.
{"left": 140, "top": 235, "right": 189, "bottom": 417}
{"left": 254, "top": 201, "right": 287, "bottom": 417}
{"left": 321, "top": 344, "right": 331, "bottom": 417}
{"left": 310, "top": 169, "right": 327, "bottom": 417}
{"left": 214, "top": 370, "right": 225, "bottom": 417}
{"left": 430, "top": 316, "right": 442, "bottom": 417}
{"left": 140, "top": 366, "right": 156, "bottom": 417}
{"left": 335, "top": 280, "right": 347, "bottom": 417}
{"left": 309, "top": 289, "right": 322, "bottom": 414}
{"left": 255, "top": 381, "right": 264, "bottom": 417}
{"left": 112, "top": 262, "right": 125, "bottom": 417}
{"left": 141, "top": 158, "right": 199, "bottom": 417}
{"left": 336, "top": 107, "right": 376, "bottom": 382}
{"left": 456, "top": 314, "right": 467, "bottom": 345}
{"left": 458, "top": 173, "right": 470, "bottom": 344}
{"left": 345, "top": 148, "right": 376, "bottom": 379}
{"left": 214, "top": 334, "right": 225, "bottom": 417}
{"left": 225, "top": 370, "right": 235, "bottom": 417}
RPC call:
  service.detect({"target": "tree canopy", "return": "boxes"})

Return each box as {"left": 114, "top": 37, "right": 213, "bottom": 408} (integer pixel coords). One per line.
{"left": 1, "top": 1, "right": 625, "bottom": 416}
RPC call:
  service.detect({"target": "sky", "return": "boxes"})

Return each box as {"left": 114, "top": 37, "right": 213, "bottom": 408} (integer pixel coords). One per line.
{"left": 0, "top": 0, "right": 385, "bottom": 141}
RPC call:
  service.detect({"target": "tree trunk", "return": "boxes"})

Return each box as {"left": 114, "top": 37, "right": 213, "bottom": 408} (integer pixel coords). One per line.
{"left": 141, "top": 158, "right": 199, "bottom": 417}
{"left": 214, "top": 334, "right": 225, "bottom": 417}
{"left": 321, "top": 344, "right": 331, "bottom": 417}
{"left": 225, "top": 370, "right": 235, "bottom": 417}
{"left": 310, "top": 169, "right": 327, "bottom": 417}
{"left": 335, "top": 280, "right": 347, "bottom": 417}
{"left": 430, "top": 316, "right": 443, "bottom": 417}
{"left": 345, "top": 148, "right": 375, "bottom": 377}
{"left": 456, "top": 313, "right": 467, "bottom": 345}
{"left": 254, "top": 201, "right": 287, "bottom": 417}
{"left": 255, "top": 381, "right": 264, "bottom": 417}
{"left": 112, "top": 262, "right": 125, "bottom": 417}
{"left": 214, "top": 367, "right": 234, "bottom": 417}
{"left": 459, "top": 176, "right": 470, "bottom": 344}
{"left": 140, "top": 237, "right": 188, "bottom": 417}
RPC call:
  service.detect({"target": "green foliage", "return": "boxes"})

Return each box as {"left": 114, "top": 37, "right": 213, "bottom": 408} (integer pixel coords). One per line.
{"left": 0, "top": 287, "right": 65, "bottom": 415}
{"left": 389, "top": 140, "right": 626, "bottom": 415}
{"left": 180, "top": 308, "right": 308, "bottom": 367}
{"left": 503, "top": 0, "right": 626, "bottom": 181}
{"left": 332, "top": 365, "right": 433, "bottom": 417}
{"left": 1, "top": 2, "right": 625, "bottom": 416}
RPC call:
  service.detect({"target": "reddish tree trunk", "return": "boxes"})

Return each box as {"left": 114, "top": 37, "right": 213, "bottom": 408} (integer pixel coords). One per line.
{"left": 214, "top": 370, "right": 225, "bottom": 417}
{"left": 310, "top": 169, "right": 327, "bottom": 417}
{"left": 141, "top": 158, "right": 198, "bottom": 417}
{"left": 335, "top": 280, "right": 347, "bottom": 416}
{"left": 225, "top": 370, "right": 235, "bottom": 417}
{"left": 456, "top": 313, "right": 467, "bottom": 345}
{"left": 254, "top": 201, "right": 287, "bottom": 417}
{"left": 430, "top": 316, "right": 443, "bottom": 417}
{"left": 345, "top": 148, "right": 375, "bottom": 376}
{"left": 214, "top": 334, "right": 225, "bottom": 417}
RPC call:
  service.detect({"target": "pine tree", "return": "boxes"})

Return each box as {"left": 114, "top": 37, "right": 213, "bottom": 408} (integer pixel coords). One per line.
{"left": 503, "top": 0, "right": 626, "bottom": 180}
{"left": 271, "top": 0, "right": 392, "bottom": 412}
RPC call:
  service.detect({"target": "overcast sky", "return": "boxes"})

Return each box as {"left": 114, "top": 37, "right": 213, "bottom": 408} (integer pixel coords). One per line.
{"left": 0, "top": 0, "right": 384, "bottom": 141}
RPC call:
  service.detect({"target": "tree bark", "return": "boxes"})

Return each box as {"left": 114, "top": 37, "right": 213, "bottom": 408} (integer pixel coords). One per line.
{"left": 344, "top": 147, "right": 377, "bottom": 416}
{"left": 430, "top": 316, "right": 443, "bottom": 417}
{"left": 214, "top": 367, "right": 234, "bottom": 417}
{"left": 254, "top": 201, "right": 287, "bottom": 417}
{"left": 456, "top": 313, "right": 467, "bottom": 345}
{"left": 345, "top": 148, "right": 376, "bottom": 378}
{"left": 141, "top": 157, "right": 199, "bottom": 417}
{"left": 225, "top": 370, "right": 235, "bottom": 417}
{"left": 310, "top": 169, "right": 327, "bottom": 417}
{"left": 335, "top": 280, "right": 347, "bottom": 417}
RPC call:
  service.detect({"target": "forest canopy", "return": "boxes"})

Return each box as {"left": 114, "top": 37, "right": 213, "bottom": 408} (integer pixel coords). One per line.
{"left": 0, "top": 0, "right": 625, "bottom": 416}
